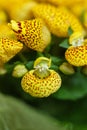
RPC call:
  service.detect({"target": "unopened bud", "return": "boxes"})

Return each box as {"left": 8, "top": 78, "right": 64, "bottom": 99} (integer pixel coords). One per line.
{"left": 59, "top": 62, "right": 75, "bottom": 75}
{"left": 81, "top": 65, "right": 87, "bottom": 75}
{"left": 12, "top": 64, "right": 28, "bottom": 78}
{"left": 0, "top": 65, "right": 7, "bottom": 75}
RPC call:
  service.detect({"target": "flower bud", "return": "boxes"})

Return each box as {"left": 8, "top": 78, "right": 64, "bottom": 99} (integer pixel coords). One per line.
{"left": 81, "top": 65, "right": 87, "bottom": 75}
{"left": 12, "top": 64, "right": 28, "bottom": 78}
{"left": 0, "top": 65, "right": 7, "bottom": 75}
{"left": 59, "top": 62, "right": 75, "bottom": 75}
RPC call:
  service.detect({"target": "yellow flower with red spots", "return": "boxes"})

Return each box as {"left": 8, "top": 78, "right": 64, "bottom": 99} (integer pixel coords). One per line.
{"left": 9, "top": 18, "right": 51, "bottom": 52}
{"left": 0, "top": 38, "right": 23, "bottom": 66}
{"left": 32, "top": 4, "right": 84, "bottom": 37}
{"left": 65, "top": 45, "right": 87, "bottom": 66}
{"left": 21, "top": 57, "right": 62, "bottom": 98}
{"left": 35, "top": 0, "right": 83, "bottom": 7}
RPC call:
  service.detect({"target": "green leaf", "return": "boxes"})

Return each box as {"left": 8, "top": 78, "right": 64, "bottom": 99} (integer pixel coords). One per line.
{"left": 0, "top": 93, "right": 72, "bottom": 130}
{"left": 25, "top": 61, "right": 34, "bottom": 70}
{"left": 59, "top": 39, "right": 69, "bottom": 49}
{"left": 68, "top": 27, "right": 74, "bottom": 36}
{"left": 53, "top": 69, "right": 87, "bottom": 100}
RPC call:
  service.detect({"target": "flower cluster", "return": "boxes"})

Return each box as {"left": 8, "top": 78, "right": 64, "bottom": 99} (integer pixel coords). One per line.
{"left": 0, "top": 0, "right": 87, "bottom": 98}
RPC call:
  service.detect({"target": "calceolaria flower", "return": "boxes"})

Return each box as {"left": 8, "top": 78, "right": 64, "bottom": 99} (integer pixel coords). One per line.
{"left": 65, "top": 44, "right": 87, "bottom": 66}
{"left": 35, "top": 0, "right": 83, "bottom": 7}
{"left": 0, "top": 9, "right": 8, "bottom": 23}
{"left": 9, "top": 18, "right": 51, "bottom": 52}
{"left": 0, "top": 38, "right": 23, "bottom": 66}
{"left": 32, "top": 4, "right": 84, "bottom": 37}
{"left": 21, "top": 57, "right": 62, "bottom": 98}
{"left": 8, "top": 1, "right": 37, "bottom": 21}
{"left": 0, "top": 23, "right": 16, "bottom": 39}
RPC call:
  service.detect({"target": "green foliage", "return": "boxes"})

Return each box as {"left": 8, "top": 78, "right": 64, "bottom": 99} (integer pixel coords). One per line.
{"left": 0, "top": 15, "right": 87, "bottom": 130}
{"left": 59, "top": 39, "right": 69, "bottom": 49}
{"left": 68, "top": 27, "right": 74, "bottom": 36}
{"left": 53, "top": 68, "right": 87, "bottom": 100}
{"left": 0, "top": 94, "right": 71, "bottom": 130}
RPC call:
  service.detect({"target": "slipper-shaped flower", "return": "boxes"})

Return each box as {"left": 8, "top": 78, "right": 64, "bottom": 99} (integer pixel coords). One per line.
{"left": 0, "top": 38, "right": 23, "bottom": 66}
{"left": 35, "top": 0, "right": 83, "bottom": 6}
{"left": 9, "top": 18, "right": 51, "bottom": 52}
{"left": 32, "top": 4, "right": 84, "bottom": 37}
{"left": 21, "top": 57, "right": 62, "bottom": 97}
{"left": 65, "top": 45, "right": 87, "bottom": 66}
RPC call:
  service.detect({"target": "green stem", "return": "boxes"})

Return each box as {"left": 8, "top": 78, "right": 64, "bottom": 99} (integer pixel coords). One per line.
{"left": 18, "top": 52, "right": 27, "bottom": 64}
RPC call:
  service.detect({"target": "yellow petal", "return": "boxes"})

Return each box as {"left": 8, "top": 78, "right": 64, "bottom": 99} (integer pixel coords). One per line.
{"left": 0, "top": 38, "right": 23, "bottom": 65}
{"left": 32, "top": 4, "right": 84, "bottom": 37}
{"left": 65, "top": 45, "right": 87, "bottom": 66}
{"left": 9, "top": 18, "right": 51, "bottom": 52}
{"left": 21, "top": 69, "right": 62, "bottom": 98}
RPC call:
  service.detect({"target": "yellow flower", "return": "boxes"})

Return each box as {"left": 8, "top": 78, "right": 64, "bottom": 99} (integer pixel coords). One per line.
{"left": 21, "top": 57, "right": 62, "bottom": 97}
{"left": 65, "top": 45, "right": 87, "bottom": 66}
{"left": 0, "top": 9, "right": 8, "bottom": 23}
{"left": 0, "top": 24, "right": 16, "bottom": 39}
{"left": 0, "top": 38, "right": 23, "bottom": 66}
{"left": 21, "top": 70, "right": 61, "bottom": 98}
{"left": 32, "top": 4, "right": 84, "bottom": 37}
{"left": 8, "top": 1, "right": 37, "bottom": 21}
{"left": 69, "top": 32, "right": 84, "bottom": 46}
{"left": 9, "top": 18, "right": 51, "bottom": 52}
{"left": 35, "top": 0, "right": 83, "bottom": 7}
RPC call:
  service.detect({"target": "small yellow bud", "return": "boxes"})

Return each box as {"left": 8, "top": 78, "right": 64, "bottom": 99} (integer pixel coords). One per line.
{"left": 69, "top": 32, "right": 84, "bottom": 46}
{"left": 32, "top": 4, "right": 84, "bottom": 37}
{"left": 9, "top": 18, "right": 51, "bottom": 52}
{"left": 65, "top": 45, "right": 87, "bottom": 66}
{"left": 12, "top": 64, "right": 28, "bottom": 78}
{"left": 0, "top": 65, "right": 7, "bottom": 75}
{"left": 81, "top": 65, "right": 87, "bottom": 75}
{"left": 0, "top": 38, "right": 23, "bottom": 66}
{"left": 59, "top": 62, "right": 75, "bottom": 75}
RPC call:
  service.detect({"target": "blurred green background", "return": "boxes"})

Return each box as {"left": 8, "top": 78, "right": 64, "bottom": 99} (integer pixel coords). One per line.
{"left": 0, "top": 66, "right": 87, "bottom": 130}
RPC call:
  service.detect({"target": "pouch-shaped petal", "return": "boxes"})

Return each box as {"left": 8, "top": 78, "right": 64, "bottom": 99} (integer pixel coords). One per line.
{"left": 21, "top": 70, "right": 61, "bottom": 97}
{"left": 9, "top": 18, "right": 51, "bottom": 52}
{"left": 0, "top": 38, "right": 23, "bottom": 65}
{"left": 65, "top": 45, "right": 87, "bottom": 66}
{"left": 32, "top": 4, "right": 84, "bottom": 37}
